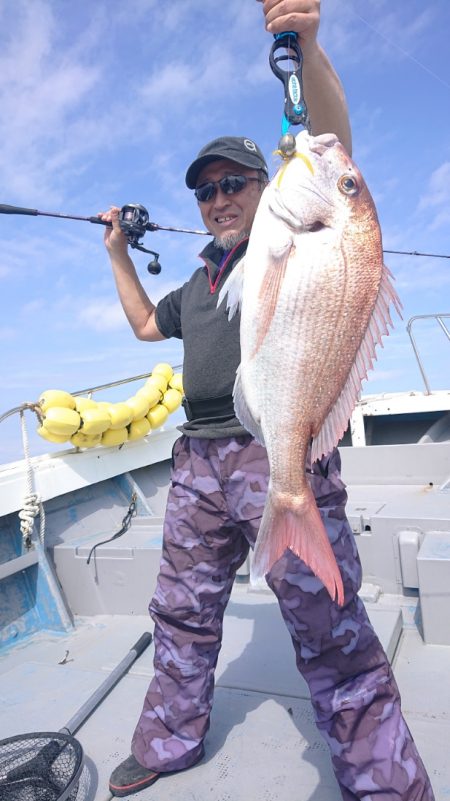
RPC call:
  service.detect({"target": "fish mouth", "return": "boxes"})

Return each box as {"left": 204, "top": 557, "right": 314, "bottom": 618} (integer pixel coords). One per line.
{"left": 306, "top": 221, "right": 326, "bottom": 232}
{"left": 308, "top": 133, "right": 339, "bottom": 155}
{"left": 273, "top": 208, "right": 326, "bottom": 234}
{"left": 270, "top": 182, "right": 332, "bottom": 233}
{"left": 269, "top": 181, "right": 333, "bottom": 234}
{"left": 271, "top": 206, "right": 306, "bottom": 233}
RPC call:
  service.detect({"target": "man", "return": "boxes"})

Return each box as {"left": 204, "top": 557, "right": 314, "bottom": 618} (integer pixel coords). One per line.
{"left": 102, "top": 1, "right": 435, "bottom": 798}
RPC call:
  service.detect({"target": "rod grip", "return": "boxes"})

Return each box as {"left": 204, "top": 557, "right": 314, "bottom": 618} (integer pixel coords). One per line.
{"left": 87, "top": 215, "right": 111, "bottom": 226}
{"left": 0, "top": 203, "right": 38, "bottom": 216}
{"left": 131, "top": 632, "right": 153, "bottom": 657}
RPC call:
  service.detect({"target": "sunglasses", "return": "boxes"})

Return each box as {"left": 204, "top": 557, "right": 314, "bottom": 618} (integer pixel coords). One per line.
{"left": 194, "top": 174, "right": 262, "bottom": 203}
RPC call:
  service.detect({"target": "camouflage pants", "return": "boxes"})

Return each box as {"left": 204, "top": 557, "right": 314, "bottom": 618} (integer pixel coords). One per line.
{"left": 132, "top": 435, "right": 434, "bottom": 800}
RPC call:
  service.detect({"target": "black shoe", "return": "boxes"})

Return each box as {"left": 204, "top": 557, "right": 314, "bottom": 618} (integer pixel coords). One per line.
{"left": 109, "top": 754, "right": 159, "bottom": 797}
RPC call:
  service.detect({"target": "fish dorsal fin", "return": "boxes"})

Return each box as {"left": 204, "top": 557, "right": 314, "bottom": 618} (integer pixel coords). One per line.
{"left": 217, "top": 257, "right": 245, "bottom": 320}
{"left": 251, "top": 242, "right": 293, "bottom": 356}
{"left": 233, "top": 364, "right": 265, "bottom": 445}
{"left": 311, "top": 264, "right": 402, "bottom": 463}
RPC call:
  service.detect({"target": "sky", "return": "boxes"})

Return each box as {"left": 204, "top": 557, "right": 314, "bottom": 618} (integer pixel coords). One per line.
{"left": 0, "top": 0, "right": 449, "bottom": 464}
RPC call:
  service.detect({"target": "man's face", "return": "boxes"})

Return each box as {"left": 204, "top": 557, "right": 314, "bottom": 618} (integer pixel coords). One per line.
{"left": 195, "top": 158, "right": 265, "bottom": 249}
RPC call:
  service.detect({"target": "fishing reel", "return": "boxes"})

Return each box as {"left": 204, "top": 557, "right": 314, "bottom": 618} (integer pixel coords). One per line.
{"left": 118, "top": 204, "right": 161, "bottom": 274}
{"left": 0, "top": 201, "right": 209, "bottom": 275}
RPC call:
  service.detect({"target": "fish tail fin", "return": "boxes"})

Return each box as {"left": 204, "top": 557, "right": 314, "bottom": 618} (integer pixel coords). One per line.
{"left": 251, "top": 486, "right": 344, "bottom": 606}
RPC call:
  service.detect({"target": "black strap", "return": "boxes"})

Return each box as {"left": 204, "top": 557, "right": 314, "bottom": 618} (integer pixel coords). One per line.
{"left": 182, "top": 394, "right": 235, "bottom": 421}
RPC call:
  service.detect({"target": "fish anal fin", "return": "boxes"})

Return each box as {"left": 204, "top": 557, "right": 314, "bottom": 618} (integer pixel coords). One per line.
{"left": 251, "top": 486, "right": 344, "bottom": 606}
{"left": 251, "top": 244, "right": 292, "bottom": 357}
{"left": 312, "top": 263, "right": 402, "bottom": 462}
{"left": 233, "top": 364, "right": 265, "bottom": 445}
{"left": 217, "top": 256, "right": 245, "bottom": 320}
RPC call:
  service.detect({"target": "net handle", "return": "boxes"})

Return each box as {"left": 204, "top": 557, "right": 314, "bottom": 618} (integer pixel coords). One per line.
{"left": 61, "top": 632, "right": 152, "bottom": 736}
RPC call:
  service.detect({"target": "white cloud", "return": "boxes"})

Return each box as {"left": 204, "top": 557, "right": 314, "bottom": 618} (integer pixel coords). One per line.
{"left": 74, "top": 279, "right": 183, "bottom": 333}
{"left": 0, "top": 4, "right": 103, "bottom": 203}
{"left": 140, "top": 63, "right": 198, "bottom": 106}
{"left": 76, "top": 300, "right": 127, "bottom": 332}
{"left": 20, "top": 299, "right": 46, "bottom": 317}
{"left": 418, "top": 162, "right": 450, "bottom": 208}
{"left": 322, "top": 1, "right": 436, "bottom": 71}
{"left": 394, "top": 258, "right": 450, "bottom": 292}
{"left": 416, "top": 161, "right": 450, "bottom": 230}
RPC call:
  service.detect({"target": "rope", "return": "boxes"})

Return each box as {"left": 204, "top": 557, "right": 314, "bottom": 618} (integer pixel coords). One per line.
{"left": 18, "top": 410, "right": 45, "bottom": 548}
{"left": 86, "top": 493, "right": 137, "bottom": 564}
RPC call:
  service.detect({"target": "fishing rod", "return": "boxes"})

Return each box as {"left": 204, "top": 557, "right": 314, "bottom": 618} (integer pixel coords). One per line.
{"left": 383, "top": 249, "right": 450, "bottom": 260}
{"left": 0, "top": 202, "right": 209, "bottom": 275}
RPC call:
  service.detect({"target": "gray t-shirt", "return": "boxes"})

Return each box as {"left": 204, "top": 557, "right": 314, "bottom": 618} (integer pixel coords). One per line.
{"left": 155, "top": 239, "right": 248, "bottom": 439}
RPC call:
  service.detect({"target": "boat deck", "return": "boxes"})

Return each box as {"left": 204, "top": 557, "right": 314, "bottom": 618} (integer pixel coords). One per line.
{"left": 1, "top": 585, "right": 449, "bottom": 801}
{"left": 1, "top": 424, "right": 450, "bottom": 799}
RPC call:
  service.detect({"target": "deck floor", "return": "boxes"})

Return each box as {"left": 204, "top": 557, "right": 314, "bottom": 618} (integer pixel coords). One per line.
{"left": 1, "top": 586, "right": 449, "bottom": 800}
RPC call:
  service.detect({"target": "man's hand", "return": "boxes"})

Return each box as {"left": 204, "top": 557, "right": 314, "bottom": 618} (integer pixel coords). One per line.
{"left": 257, "top": 0, "right": 351, "bottom": 154}
{"left": 258, "top": 0, "right": 320, "bottom": 52}
{"left": 98, "top": 206, "right": 128, "bottom": 258}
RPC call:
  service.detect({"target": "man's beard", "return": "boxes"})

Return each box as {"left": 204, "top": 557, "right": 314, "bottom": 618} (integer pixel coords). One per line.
{"left": 213, "top": 230, "right": 250, "bottom": 250}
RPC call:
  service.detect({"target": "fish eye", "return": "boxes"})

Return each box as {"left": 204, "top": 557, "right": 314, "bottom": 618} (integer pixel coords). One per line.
{"left": 338, "top": 174, "right": 359, "bottom": 195}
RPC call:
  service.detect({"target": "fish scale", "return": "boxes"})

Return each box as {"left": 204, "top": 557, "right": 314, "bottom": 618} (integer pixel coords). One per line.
{"left": 219, "top": 130, "right": 401, "bottom": 605}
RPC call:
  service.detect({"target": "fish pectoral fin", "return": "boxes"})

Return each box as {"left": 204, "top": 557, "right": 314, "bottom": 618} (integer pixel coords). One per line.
{"left": 252, "top": 242, "right": 292, "bottom": 356}
{"left": 233, "top": 365, "right": 265, "bottom": 445}
{"left": 311, "top": 263, "right": 402, "bottom": 463}
{"left": 217, "top": 256, "right": 245, "bottom": 320}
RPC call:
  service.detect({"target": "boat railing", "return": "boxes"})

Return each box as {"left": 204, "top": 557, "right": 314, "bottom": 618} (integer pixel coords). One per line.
{"left": 406, "top": 313, "right": 450, "bottom": 395}
{"left": 70, "top": 363, "right": 183, "bottom": 398}
{"left": 0, "top": 364, "right": 183, "bottom": 425}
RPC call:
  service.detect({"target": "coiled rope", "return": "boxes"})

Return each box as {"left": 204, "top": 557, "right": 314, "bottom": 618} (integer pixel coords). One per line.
{"left": 18, "top": 410, "right": 45, "bottom": 548}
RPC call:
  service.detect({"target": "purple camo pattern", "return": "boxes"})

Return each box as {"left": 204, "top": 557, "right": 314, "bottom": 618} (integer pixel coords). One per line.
{"left": 131, "top": 434, "right": 434, "bottom": 800}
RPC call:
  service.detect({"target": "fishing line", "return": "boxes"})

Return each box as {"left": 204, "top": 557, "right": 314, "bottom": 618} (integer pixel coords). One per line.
{"left": 350, "top": 6, "right": 450, "bottom": 91}
{"left": 383, "top": 249, "right": 450, "bottom": 259}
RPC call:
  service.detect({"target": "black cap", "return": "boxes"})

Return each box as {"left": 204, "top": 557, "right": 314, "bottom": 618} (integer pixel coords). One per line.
{"left": 185, "top": 136, "right": 269, "bottom": 189}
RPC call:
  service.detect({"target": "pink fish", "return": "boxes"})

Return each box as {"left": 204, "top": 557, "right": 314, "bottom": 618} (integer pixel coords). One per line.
{"left": 219, "top": 131, "right": 401, "bottom": 606}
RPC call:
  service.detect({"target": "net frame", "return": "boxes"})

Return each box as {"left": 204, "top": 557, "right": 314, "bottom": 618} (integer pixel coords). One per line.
{"left": 0, "top": 731, "right": 84, "bottom": 801}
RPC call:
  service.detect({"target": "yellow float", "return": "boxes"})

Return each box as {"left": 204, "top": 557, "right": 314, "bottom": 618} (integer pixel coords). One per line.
{"left": 147, "top": 403, "right": 169, "bottom": 429}
{"left": 125, "top": 395, "right": 151, "bottom": 422}
{"left": 162, "top": 388, "right": 182, "bottom": 413}
{"left": 74, "top": 397, "right": 98, "bottom": 412}
{"left": 79, "top": 408, "right": 111, "bottom": 435}
{"left": 106, "top": 403, "right": 134, "bottom": 430}
{"left": 36, "top": 363, "right": 183, "bottom": 450}
{"left": 37, "top": 426, "right": 71, "bottom": 444}
{"left": 71, "top": 431, "right": 102, "bottom": 449}
{"left": 101, "top": 427, "right": 129, "bottom": 447}
{"left": 128, "top": 417, "right": 152, "bottom": 441}
{"left": 39, "top": 390, "right": 76, "bottom": 413}
{"left": 42, "top": 407, "right": 81, "bottom": 437}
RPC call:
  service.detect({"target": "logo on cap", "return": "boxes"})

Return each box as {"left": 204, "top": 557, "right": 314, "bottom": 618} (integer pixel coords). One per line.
{"left": 244, "top": 139, "right": 257, "bottom": 152}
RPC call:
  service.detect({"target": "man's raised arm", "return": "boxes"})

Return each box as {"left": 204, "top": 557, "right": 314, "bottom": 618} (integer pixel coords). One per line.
{"left": 259, "top": 0, "right": 352, "bottom": 154}
{"left": 100, "top": 206, "right": 166, "bottom": 342}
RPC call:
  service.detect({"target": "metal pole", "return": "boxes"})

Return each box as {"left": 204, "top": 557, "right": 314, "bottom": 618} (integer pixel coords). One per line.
{"left": 61, "top": 633, "right": 152, "bottom": 737}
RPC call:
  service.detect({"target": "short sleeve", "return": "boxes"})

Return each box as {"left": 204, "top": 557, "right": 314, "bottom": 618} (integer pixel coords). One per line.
{"left": 155, "top": 286, "right": 183, "bottom": 339}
